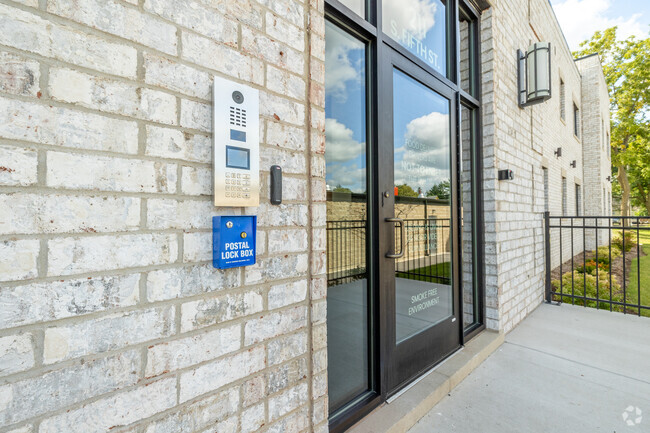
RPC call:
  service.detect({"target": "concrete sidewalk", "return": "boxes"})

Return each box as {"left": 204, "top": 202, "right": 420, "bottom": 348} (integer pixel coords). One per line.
{"left": 409, "top": 303, "right": 650, "bottom": 433}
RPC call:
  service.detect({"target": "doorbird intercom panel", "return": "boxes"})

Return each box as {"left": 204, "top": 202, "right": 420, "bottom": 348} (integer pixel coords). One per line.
{"left": 213, "top": 76, "right": 259, "bottom": 207}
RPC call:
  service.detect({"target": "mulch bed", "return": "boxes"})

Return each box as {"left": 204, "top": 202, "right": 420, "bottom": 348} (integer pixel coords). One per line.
{"left": 550, "top": 246, "right": 646, "bottom": 288}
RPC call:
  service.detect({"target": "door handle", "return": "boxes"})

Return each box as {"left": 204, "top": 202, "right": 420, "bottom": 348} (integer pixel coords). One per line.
{"left": 385, "top": 218, "right": 405, "bottom": 259}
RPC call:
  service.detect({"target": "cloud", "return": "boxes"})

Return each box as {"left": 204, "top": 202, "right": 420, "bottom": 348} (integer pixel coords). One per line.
{"left": 326, "top": 162, "right": 366, "bottom": 193}
{"left": 325, "top": 25, "right": 364, "bottom": 101}
{"left": 394, "top": 112, "right": 450, "bottom": 192}
{"left": 325, "top": 118, "right": 367, "bottom": 192}
{"left": 383, "top": 0, "right": 438, "bottom": 41}
{"left": 325, "top": 118, "right": 365, "bottom": 163}
{"left": 552, "top": 0, "right": 647, "bottom": 50}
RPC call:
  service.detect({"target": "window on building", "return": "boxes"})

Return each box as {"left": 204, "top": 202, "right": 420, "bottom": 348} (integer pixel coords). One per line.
{"left": 575, "top": 184, "right": 581, "bottom": 215}
{"left": 543, "top": 167, "right": 549, "bottom": 213}
{"left": 560, "top": 78, "right": 566, "bottom": 120}
{"left": 573, "top": 103, "right": 580, "bottom": 137}
{"left": 562, "top": 177, "right": 567, "bottom": 216}
{"left": 606, "top": 132, "right": 610, "bottom": 158}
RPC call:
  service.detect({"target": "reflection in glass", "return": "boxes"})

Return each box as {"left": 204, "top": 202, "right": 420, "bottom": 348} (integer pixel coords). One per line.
{"left": 392, "top": 69, "right": 452, "bottom": 343}
{"left": 460, "top": 105, "right": 478, "bottom": 329}
{"left": 382, "top": 0, "right": 447, "bottom": 75}
{"left": 325, "top": 21, "right": 370, "bottom": 413}
{"left": 459, "top": 10, "right": 477, "bottom": 97}
{"left": 338, "top": 0, "right": 365, "bottom": 19}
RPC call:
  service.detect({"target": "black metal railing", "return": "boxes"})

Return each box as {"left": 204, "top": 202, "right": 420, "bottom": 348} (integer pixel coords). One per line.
{"left": 544, "top": 212, "right": 650, "bottom": 316}
{"left": 396, "top": 218, "right": 451, "bottom": 285}
{"left": 326, "top": 218, "right": 452, "bottom": 287}
{"left": 326, "top": 220, "right": 367, "bottom": 286}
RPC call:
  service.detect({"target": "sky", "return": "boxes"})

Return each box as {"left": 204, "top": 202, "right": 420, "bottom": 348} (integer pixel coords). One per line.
{"left": 550, "top": 0, "right": 650, "bottom": 50}
{"left": 325, "top": 2, "right": 450, "bottom": 194}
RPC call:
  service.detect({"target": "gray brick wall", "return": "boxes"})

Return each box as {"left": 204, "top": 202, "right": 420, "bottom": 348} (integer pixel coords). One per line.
{"left": 0, "top": 1, "right": 327, "bottom": 432}
{"left": 480, "top": 0, "right": 611, "bottom": 333}
{"left": 0, "top": 0, "right": 613, "bottom": 429}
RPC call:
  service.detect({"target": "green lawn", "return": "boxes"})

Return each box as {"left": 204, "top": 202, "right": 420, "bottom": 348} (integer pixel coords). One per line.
{"left": 626, "top": 244, "right": 650, "bottom": 317}
{"left": 613, "top": 226, "right": 650, "bottom": 317}
{"left": 396, "top": 262, "right": 451, "bottom": 283}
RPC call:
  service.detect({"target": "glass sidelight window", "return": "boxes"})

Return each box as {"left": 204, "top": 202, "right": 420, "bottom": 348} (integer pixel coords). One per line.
{"left": 324, "top": 21, "right": 372, "bottom": 414}
{"left": 459, "top": 5, "right": 482, "bottom": 333}
{"left": 325, "top": 0, "right": 485, "bottom": 429}
{"left": 460, "top": 104, "right": 480, "bottom": 330}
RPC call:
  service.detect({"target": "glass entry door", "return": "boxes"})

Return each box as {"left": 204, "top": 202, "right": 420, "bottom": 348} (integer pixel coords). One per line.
{"left": 379, "top": 51, "right": 460, "bottom": 394}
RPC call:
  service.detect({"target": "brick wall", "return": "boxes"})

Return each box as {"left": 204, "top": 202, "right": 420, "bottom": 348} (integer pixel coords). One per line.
{"left": 577, "top": 54, "right": 612, "bottom": 249}
{"left": 480, "top": 0, "right": 610, "bottom": 333}
{"left": 0, "top": 0, "right": 327, "bottom": 432}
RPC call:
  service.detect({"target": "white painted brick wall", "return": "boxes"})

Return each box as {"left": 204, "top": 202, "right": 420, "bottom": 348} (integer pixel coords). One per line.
{"left": 0, "top": 274, "right": 140, "bottom": 329}
{"left": 481, "top": 0, "right": 610, "bottom": 333}
{"left": 43, "top": 306, "right": 174, "bottom": 363}
{"left": 145, "top": 324, "right": 241, "bottom": 377}
{"left": 1, "top": 97, "right": 139, "bottom": 153}
{"left": 0, "top": 0, "right": 610, "bottom": 428}
{"left": 0, "top": 240, "right": 39, "bottom": 282}
{"left": 1, "top": 350, "right": 140, "bottom": 425}
{"left": 0, "top": 334, "right": 34, "bottom": 378}
{"left": 0, "top": 146, "right": 38, "bottom": 186}
{"left": 179, "top": 345, "right": 266, "bottom": 403}
{"left": 0, "top": 1, "right": 325, "bottom": 431}
{"left": 39, "top": 378, "right": 177, "bottom": 433}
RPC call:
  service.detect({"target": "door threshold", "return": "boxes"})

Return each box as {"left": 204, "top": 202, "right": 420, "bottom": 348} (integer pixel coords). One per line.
{"left": 347, "top": 330, "right": 504, "bottom": 433}
{"left": 386, "top": 346, "right": 464, "bottom": 404}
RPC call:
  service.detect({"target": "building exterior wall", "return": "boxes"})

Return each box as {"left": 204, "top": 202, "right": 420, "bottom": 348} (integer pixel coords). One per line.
{"left": 0, "top": 1, "right": 328, "bottom": 432}
{"left": 480, "top": 0, "right": 611, "bottom": 333}
{"left": 577, "top": 54, "right": 612, "bottom": 249}
{"left": 0, "top": 0, "right": 612, "bottom": 431}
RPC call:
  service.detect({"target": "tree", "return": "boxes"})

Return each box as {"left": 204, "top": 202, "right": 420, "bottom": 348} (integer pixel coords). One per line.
{"left": 396, "top": 184, "right": 418, "bottom": 197}
{"left": 332, "top": 184, "right": 352, "bottom": 194}
{"left": 426, "top": 179, "right": 451, "bottom": 200}
{"left": 574, "top": 28, "right": 650, "bottom": 220}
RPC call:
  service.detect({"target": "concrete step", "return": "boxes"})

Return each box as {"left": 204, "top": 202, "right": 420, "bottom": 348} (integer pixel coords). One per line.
{"left": 347, "top": 330, "right": 504, "bottom": 433}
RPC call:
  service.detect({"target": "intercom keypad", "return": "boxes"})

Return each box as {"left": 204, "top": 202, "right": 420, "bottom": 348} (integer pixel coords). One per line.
{"left": 213, "top": 76, "right": 259, "bottom": 207}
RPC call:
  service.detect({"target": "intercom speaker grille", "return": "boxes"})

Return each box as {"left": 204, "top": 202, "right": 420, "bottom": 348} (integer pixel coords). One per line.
{"left": 229, "top": 106, "right": 247, "bottom": 127}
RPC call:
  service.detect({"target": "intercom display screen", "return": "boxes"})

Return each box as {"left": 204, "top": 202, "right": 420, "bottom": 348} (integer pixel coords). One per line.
{"left": 226, "top": 146, "right": 250, "bottom": 170}
{"left": 230, "top": 129, "right": 246, "bottom": 142}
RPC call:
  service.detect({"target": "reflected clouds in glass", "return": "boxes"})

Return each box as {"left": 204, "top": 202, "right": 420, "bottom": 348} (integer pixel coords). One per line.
{"left": 393, "top": 69, "right": 450, "bottom": 197}
{"left": 325, "top": 22, "right": 367, "bottom": 194}
{"left": 383, "top": 0, "right": 447, "bottom": 75}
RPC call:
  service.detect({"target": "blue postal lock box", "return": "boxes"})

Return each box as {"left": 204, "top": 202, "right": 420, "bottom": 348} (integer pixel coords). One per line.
{"left": 213, "top": 216, "right": 257, "bottom": 269}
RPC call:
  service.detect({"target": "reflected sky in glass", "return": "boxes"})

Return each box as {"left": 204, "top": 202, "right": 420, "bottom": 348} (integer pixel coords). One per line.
{"left": 338, "top": 0, "right": 365, "bottom": 19}
{"left": 393, "top": 69, "right": 450, "bottom": 198}
{"left": 325, "top": 22, "right": 367, "bottom": 194}
{"left": 383, "top": 0, "right": 447, "bottom": 75}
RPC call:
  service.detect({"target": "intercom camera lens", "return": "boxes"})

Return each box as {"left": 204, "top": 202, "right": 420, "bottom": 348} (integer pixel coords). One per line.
{"left": 232, "top": 91, "right": 244, "bottom": 104}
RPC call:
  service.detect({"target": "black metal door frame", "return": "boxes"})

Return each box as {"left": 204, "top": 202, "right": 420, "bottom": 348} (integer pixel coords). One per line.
{"left": 326, "top": 0, "right": 486, "bottom": 430}
{"left": 377, "top": 41, "right": 462, "bottom": 397}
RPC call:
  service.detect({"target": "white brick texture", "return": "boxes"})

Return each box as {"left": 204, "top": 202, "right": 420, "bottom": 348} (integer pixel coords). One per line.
{"left": 0, "top": 0, "right": 326, "bottom": 431}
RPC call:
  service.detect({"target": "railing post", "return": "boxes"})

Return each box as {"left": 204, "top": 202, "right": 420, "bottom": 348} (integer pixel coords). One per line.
{"left": 544, "top": 211, "right": 552, "bottom": 303}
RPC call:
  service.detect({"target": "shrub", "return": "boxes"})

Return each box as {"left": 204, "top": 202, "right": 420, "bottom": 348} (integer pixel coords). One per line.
{"left": 594, "top": 245, "right": 621, "bottom": 264}
{"left": 613, "top": 231, "right": 637, "bottom": 253}
{"left": 551, "top": 270, "right": 622, "bottom": 310}
{"left": 576, "top": 259, "right": 609, "bottom": 274}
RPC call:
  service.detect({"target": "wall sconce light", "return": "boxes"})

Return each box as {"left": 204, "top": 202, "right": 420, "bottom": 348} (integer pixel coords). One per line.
{"left": 606, "top": 176, "right": 612, "bottom": 182}
{"left": 555, "top": 147, "right": 562, "bottom": 158}
{"left": 518, "top": 42, "right": 552, "bottom": 108}
{"left": 570, "top": 160, "right": 577, "bottom": 168}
